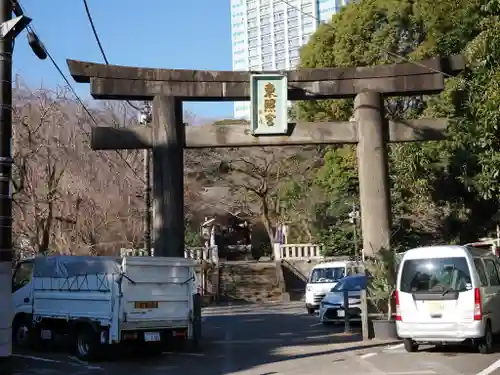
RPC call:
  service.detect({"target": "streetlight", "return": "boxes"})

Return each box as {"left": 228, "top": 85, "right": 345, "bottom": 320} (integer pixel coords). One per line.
{"left": 348, "top": 204, "right": 360, "bottom": 257}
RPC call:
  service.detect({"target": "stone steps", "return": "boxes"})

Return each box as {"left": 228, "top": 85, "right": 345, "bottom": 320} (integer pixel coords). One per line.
{"left": 219, "top": 262, "right": 283, "bottom": 303}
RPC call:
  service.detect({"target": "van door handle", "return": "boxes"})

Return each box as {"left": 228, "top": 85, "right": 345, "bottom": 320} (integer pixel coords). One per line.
{"left": 24, "top": 297, "right": 29, "bottom": 303}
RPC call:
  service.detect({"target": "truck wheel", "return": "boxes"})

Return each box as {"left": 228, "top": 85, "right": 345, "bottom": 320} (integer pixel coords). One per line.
{"left": 12, "top": 316, "right": 30, "bottom": 349}
{"left": 75, "top": 327, "right": 101, "bottom": 361}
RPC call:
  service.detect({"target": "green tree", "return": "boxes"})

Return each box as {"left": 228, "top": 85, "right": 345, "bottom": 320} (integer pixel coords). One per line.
{"left": 293, "top": 0, "right": 492, "bottom": 251}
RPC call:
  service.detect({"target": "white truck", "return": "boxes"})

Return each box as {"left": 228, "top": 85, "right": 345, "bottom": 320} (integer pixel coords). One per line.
{"left": 11, "top": 255, "right": 200, "bottom": 361}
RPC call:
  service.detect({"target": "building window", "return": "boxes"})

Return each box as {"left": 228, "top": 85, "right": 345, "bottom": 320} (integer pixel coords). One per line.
{"left": 262, "top": 53, "right": 273, "bottom": 63}
{"left": 262, "top": 44, "right": 273, "bottom": 54}
{"left": 287, "top": 8, "right": 298, "bottom": 18}
{"left": 248, "top": 27, "right": 258, "bottom": 39}
{"left": 301, "top": 4, "right": 313, "bottom": 15}
{"left": 249, "top": 47, "right": 259, "bottom": 57}
{"left": 260, "top": 16, "right": 271, "bottom": 25}
{"left": 289, "top": 57, "right": 300, "bottom": 67}
{"left": 261, "top": 25, "right": 271, "bottom": 34}
{"left": 287, "top": 18, "right": 299, "bottom": 28}
{"left": 289, "top": 48, "right": 299, "bottom": 58}
{"left": 275, "top": 41, "right": 285, "bottom": 51}
{"left": 246, "top": 0, "right": 256, "bottom": 9}
{"left": 250, "top": 64, "right": 260, "bottom": 70}
{"left": 262, "top": 63, "right": 273, "bottom": 70}
{"left": 248, "top": 9, "right": 257, "bottom": 18}
{"left": 249, "top": 38, "right": 258, "bottom": 47}
{"left": 274, "top": 11, "right": 285, "bottom": 21}
{"left": 261, "top": 34, "right": 272, "bottom": 44}
{"left": 276, "top": 49, "right": 286, "bottom": 58}
{"left": 248, "top": 17, "right": 257, "bottom": 28}
{"left": 276, "top": 59, "right": 286, "bottom": 69}
{"left": 261, "top": 5, "right": 270, "bottom": 14}
{"left": 274, "top": 21, "right": 284, "bottom": 31}
{"left": 288, "top": 37, "right": 300, "bottom": 47}
{"left": 274, "top": 31, "right": 285, "bottom": 41}
{"left": 288, "top": 27, "right": 299, "bottom": 38}
{"left": 303, "top": 35, "right": 310, "bottom": 44}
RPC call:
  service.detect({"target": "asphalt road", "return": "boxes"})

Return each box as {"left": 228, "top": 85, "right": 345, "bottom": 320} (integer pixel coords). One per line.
{"left": 7, "top": 302, "right": 500, "bottom": 375}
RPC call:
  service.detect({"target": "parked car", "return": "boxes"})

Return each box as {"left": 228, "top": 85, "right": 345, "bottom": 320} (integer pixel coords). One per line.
{"left": 396, "top": 245, "right": 500, "bottom": 354}
{"left": 305, "top": 260, "right": 363, "bottom": 315}
{"left": 319, "top": 274, "right": 367, "bottom": 325}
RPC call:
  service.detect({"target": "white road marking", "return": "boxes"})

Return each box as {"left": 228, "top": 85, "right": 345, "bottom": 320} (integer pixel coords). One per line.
{"left": 385, "top": 343, "right": 404, "bottom": 350}
{"left": 387, "top": 371, "right": 436, "bottom": 375}
{"left": 310, "top": 322, "right": 322, "bottom": 327}
{"left": 12, "top": 354, "right": 64, "bottom": 364}
{"left": 360, "top": 352, "right": 377, "bottom": 359}
{"left": 67, "top": 356, "right": 103, "bottom": 370}
{"left": 213, "top": 338, "right": 283, "bottom": 344}
{"left": 476, "top": 359, "right": 500, "bottom": 375}
{"left": 162, "top": 351, "right": 205, "bottom": 357}
{"left": 13, "top": 354, "right": 103, "bottom": 370}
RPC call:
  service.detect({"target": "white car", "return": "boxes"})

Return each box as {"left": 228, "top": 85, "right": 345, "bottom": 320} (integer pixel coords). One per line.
{"left": 305, "top": 260, "right": 363, "bottom": 314}
{"left": 319, "top": 275, "right": 367, "bottom": 325}
{"left": 396, "top": 245, "right": 500, "bottom": 354}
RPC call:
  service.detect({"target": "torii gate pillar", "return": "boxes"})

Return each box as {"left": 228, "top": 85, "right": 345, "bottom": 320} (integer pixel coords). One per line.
{"left": 151, "top": 96, "right": 184, "bottom": 258}
{"left": 355, "top": 91, "right": 391, "bottom": 257}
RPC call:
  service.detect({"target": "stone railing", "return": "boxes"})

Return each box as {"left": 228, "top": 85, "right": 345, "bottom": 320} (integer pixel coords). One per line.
{"left": 120, "top": 247, "right": 219, "bottom": 264}
{"left": 184, "top": 246, "right": 219, "bottom": 264}
{"left": 273, "top": 243, "right": 323, "bottom": 260}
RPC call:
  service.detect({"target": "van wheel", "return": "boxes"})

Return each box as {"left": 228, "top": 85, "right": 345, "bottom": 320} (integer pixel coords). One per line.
{"left": 403, "top": 339, "right": 418, "bottom": 353}
{"left": 307, "top": 307, "right": 315, "bottom": 315}
{"left": 478, "top": 321, "right": 493, "bottom": 354}
{"left": 75, "top": 327, "right": 101, "bottom": 361}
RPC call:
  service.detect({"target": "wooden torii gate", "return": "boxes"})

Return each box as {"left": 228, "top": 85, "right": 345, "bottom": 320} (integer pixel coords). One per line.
{"left": 66, "top": 56, "right": 464, "bottom": 258}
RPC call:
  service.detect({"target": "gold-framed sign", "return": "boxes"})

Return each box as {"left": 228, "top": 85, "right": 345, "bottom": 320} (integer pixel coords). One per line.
{"left": 250, "top": 73, "right": 288, "bottom": 136}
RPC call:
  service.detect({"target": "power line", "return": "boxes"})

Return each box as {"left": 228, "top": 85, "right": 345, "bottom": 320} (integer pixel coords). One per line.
{"left": 81, "top": 0, "right": 142, "bottom": 111}
{"left": 17, "top": 2, "right": 145, "bottom": 183}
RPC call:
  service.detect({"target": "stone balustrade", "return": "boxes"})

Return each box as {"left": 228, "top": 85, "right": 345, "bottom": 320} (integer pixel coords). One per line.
{"left": 273, "top": 243, "right": 323, "bottom": 260}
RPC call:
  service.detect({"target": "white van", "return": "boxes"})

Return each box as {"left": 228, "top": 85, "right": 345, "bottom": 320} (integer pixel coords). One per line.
{"left": 305, "top": 260, "right": 362, "bottom": 314}
{"left": 396, "top": 245, "right": 500, "bottom": 354}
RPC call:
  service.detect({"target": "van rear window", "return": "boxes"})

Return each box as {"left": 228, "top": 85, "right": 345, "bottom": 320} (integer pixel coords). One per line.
{"left": 399, "top": 257, "right": 471, "bottom": 293}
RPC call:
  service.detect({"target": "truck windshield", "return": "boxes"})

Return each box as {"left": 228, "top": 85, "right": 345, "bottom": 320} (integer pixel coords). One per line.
{"left": 399, "top": 257, "right": 471, "bottom": 293}
{"left": 309, "top": 267, "right": 345, "bottom": 283}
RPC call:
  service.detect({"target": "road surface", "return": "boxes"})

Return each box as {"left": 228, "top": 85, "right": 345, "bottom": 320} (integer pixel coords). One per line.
{"left": 7, "top": 302, "right": 500, "bottom": 375}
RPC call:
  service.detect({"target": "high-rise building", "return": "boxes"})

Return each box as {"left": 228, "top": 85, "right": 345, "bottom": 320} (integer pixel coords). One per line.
{"left": 230, "top": 0, "right": 349, "bottom": 120}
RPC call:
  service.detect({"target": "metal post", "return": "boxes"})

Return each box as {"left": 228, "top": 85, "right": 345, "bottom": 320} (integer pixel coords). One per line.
{"left": 361, "top": 289, "right": 369, "bottom": 340}
{"left": 143, "top": 148, "right": 152, "bottom": 255}
{"left": 343, "top": 290, "right": 351, "bottom": 333}
{"left": 0, "top": 0, "right": 13, "bottom": 360}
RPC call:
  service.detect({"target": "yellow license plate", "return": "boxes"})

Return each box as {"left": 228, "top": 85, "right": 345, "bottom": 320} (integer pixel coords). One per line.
{"left": 426, "top": 301, "right": 442, "bottom": 313}
{"left": 134, "top": 301, "right": 159, "bottom": 309}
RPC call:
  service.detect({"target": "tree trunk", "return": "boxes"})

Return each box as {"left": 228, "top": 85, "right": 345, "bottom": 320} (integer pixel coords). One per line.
{"left": 260, "top": 197, "right": 274, "bottom": 248}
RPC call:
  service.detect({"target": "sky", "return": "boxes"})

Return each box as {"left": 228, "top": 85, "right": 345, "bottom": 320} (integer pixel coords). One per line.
{"left": 14, "top": 0, "right": 234, "bottom": 119}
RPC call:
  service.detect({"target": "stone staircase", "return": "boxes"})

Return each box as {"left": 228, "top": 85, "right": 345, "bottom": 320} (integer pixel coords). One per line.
{"left": 218, "top": 262, "right": 284, "bottom": 303}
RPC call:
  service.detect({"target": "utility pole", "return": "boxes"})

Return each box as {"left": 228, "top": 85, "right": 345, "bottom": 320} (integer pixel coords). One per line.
{"left": 0, "top": 0, "right": 44, "bottom": 360}
{"left": 138, "top": 102, "right": 152, "bottom": 255}
{"left": 348, "top": 204, "right": 360, "bottom": 258}
{"left": 143, "top": 148, "right": 151, "bottom": 255}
